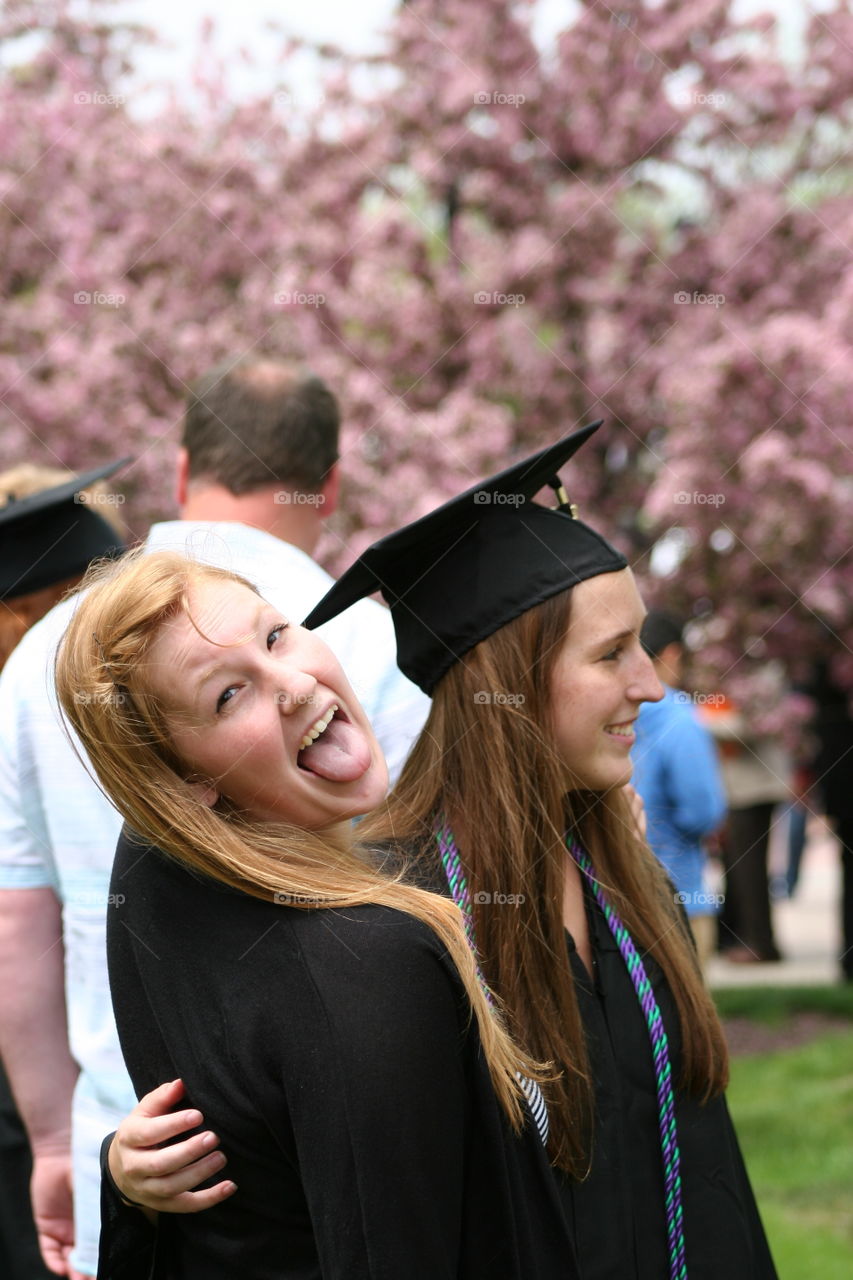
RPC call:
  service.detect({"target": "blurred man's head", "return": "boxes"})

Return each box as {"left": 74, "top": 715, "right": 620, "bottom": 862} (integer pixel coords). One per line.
{"left": 176, "top": 360, "right": 341, "bottom": 554}
{"left": 640, "top": 610, "right": 685, "bottom": 689}
{"left": 181, "top": 359, "right": 339, "bottom": 496}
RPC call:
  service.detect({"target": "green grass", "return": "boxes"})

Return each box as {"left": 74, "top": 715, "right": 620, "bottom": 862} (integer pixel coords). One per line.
{"left": 712, "top": 984, "right": 853, "bottom": 1024}
{"left": 725, "top": 1028, "right": 853, "bottom": 1278}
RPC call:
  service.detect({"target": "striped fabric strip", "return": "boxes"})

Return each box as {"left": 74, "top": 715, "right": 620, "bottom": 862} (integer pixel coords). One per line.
{"left": 516, "top": 1072, "right": 550, "bottom": 1145}
{"left": 434, "top": 819, "right": 549, "bottom": 1147}
{"left": 567, "top": 837, "right": 688, "bottom": 1280}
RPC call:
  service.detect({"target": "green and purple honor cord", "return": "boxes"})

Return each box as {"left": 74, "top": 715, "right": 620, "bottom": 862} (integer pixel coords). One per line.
{"left": 567, "top": 836, "right": 687, "bottom": 1280}
{"left": 434, "top": 819, "right": 550, "bottom": 1145}
{"left": 433, "top": 817, "right": 687, "bottom": 1279}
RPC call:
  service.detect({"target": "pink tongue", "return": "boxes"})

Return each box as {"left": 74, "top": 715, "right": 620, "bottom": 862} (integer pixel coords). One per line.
{"left": 298, "top": 716, "right": 371, "bottom": 782}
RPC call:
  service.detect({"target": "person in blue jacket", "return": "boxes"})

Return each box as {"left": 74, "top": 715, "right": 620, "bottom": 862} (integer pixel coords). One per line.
{"left": 631, "top": 611, "right": 727, "bottom": 970}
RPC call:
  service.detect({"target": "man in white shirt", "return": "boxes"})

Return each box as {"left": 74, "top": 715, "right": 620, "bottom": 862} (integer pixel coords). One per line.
{"left": 0, "top": 359, "right": 429, "bottom": 1278}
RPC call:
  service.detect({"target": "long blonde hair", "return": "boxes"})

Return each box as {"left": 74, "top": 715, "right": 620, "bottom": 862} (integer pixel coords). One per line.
{"left": 54, "top": 548, "right": 541, "bottom": 1126}
{"left": 361, "top": 588, "right": 729, "bottom": 1177}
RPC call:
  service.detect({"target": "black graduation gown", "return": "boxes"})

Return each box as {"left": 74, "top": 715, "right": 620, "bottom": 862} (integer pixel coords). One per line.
{"left": 99, "top": 831, "right": 578, "bottom": 1280}
{"left": 403, "top": 844, "right": 777, "bottom": 1280}
{"left": 557, "top": 889, "right": 777, "bottom": 1279}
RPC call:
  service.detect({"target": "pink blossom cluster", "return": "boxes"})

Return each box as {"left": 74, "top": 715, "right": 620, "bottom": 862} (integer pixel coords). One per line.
{"left": 1, "top": 0, "right": 852, "bottom": 719}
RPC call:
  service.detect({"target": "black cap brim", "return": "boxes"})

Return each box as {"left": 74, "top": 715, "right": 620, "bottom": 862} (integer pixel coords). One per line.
{"left": 304, "top": 424, "right": 627, "bottom": 693}
{"left": 0, "top": 457, "right": 131, "bottom": 600}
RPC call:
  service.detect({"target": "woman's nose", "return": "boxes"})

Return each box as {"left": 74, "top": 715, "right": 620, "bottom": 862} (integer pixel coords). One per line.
{"left": 628, "top": 652, "right": 664, "bottom": 705}
{"left": 275, "top": 668, "right": 318, "bottom": 715}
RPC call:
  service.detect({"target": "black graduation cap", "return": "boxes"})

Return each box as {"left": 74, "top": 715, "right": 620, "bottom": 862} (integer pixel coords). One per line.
{"left": 0, "top": 458, "right": 130, "bottom": 601}
{"left": 304, "top": 423, "right": 627, "bottom": 694}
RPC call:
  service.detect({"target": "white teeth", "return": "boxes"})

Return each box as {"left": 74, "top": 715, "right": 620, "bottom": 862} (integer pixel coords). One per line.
{"left": 299, "top": 705, "right": 338, "bottom": 751}
{"left": 606, "top": 723, "right": 634, "bottom": 737}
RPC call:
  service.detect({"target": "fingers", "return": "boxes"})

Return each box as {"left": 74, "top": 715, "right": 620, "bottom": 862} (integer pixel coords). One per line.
{"left": 120, "top": 1106, "right": 204, "bottom": 1151}
{"left": 133, "top": 1150, "right": 236, "bottom": 1206}
{"left": 37, "top": 1233, "right": 71, "bottom": 1276}
{"left": 112, "top": 1078, "right": 239, "bottom": 1213}
{"left": 136, "top": 1077, "right": 187, "bottom": 1117}
{"left": 149, "top": 1178, "right": 238, "bottom": 1215}
{"left": 126, "top": 1136, "right": 228, "bottom": 1185}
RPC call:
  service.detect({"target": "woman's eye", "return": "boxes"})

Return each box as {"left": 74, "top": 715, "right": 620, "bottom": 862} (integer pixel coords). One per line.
{"left": 267, "top": 622, "right": 288, "bottom": 649}
{"left": 601, "top": 645, "right": 624, "bottom": 662}
{"left": 216, "top": 686, "right": 238, "bottom": 713}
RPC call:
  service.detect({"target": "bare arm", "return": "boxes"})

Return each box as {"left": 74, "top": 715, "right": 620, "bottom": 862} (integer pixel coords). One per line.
{"left": 0, "top": 886, "right": 84, "bottom": 1278}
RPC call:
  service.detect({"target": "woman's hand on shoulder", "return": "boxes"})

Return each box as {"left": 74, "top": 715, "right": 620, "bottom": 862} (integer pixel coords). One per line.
{"left": 109, "top": 1079, "right": 236, "bottom": 1214}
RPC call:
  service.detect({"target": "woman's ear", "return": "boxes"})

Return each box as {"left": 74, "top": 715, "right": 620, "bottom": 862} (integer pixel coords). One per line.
{"left": 186, "top": 778, "right": 220, "bottom": 808}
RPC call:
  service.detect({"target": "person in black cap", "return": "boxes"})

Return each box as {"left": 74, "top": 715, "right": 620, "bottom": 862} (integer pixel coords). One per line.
{"left": 326, "top": 424, "right": 775, "bottom": 1278}
{"left": 0, "top": 461, "right": 127, "bottom": 667}
{"left": 100, "top": 425, "right": 777, "bottom": 1278}
{"left": 0, "top": 459, "right": 126, "bottom": 1280}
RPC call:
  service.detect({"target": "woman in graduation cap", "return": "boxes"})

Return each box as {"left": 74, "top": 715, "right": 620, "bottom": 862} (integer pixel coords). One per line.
{"left": 55, "top": 547, "right": 575, "bottom": 1280}
{"left": 111, "top": 424, "right": 777, "bottom": 1279}
{"left": 307, "top": 421, "right": 777, "bottom": 1280}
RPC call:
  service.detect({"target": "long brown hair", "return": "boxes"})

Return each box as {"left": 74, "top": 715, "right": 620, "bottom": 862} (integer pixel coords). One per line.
{"left": 54, "top": 548, "right": 544, "bottom": 1128}
{"left": 361, "top": 587, "right": 729, "bottom": 1177}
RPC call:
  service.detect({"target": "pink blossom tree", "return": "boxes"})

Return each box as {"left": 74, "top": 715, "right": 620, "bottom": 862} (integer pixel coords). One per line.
{"left": 2, "top": 0, "right": 852, "bottom": 700}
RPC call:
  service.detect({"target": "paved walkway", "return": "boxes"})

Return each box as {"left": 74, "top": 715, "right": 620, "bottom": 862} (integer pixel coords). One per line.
{"left": 708, "top": 819, "right": 844, "bottom": 988}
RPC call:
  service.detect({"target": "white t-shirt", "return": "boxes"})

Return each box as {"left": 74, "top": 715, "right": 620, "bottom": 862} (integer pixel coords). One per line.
{"left": 0, "top": 520, "right": 429, "bottom": 1276}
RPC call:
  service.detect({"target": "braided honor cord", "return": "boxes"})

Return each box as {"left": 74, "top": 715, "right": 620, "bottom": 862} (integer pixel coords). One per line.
{"left": 567, "top": 837, "right": 687, "bottom": 1280}
{"left": 434, "top": 817, "right": 494, "bottom": 1006}
{"left": 433, "top": 818, "right": 549, "bottom": 1146}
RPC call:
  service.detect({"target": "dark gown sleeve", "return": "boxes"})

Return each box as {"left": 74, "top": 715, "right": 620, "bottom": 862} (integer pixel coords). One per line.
{"left": 98, "top": 1134, "right": 158, "bottom": 1280}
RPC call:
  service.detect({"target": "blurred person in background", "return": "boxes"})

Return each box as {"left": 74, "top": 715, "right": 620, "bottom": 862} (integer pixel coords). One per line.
{"left": 0, "top": 464, "right": 124, "bottom": 669}
{"left": 0, "top": 360, "right": 429, "bottom": 1280}
{"left": 701, "top": 693, "right": 789, "bottom": 964}
{"left": 0, "top": 460, "right": 127, "bottom": 1280}
{"left": 801, "top": 655, "right": 853, "bottom": 982}
{"left": 631, "top": 611, "right": 727, "bottom": 972}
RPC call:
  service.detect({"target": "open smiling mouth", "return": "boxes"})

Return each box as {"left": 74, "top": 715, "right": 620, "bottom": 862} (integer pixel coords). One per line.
{"left": 296, "top": 706, "right": 370, "bottom": 783}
